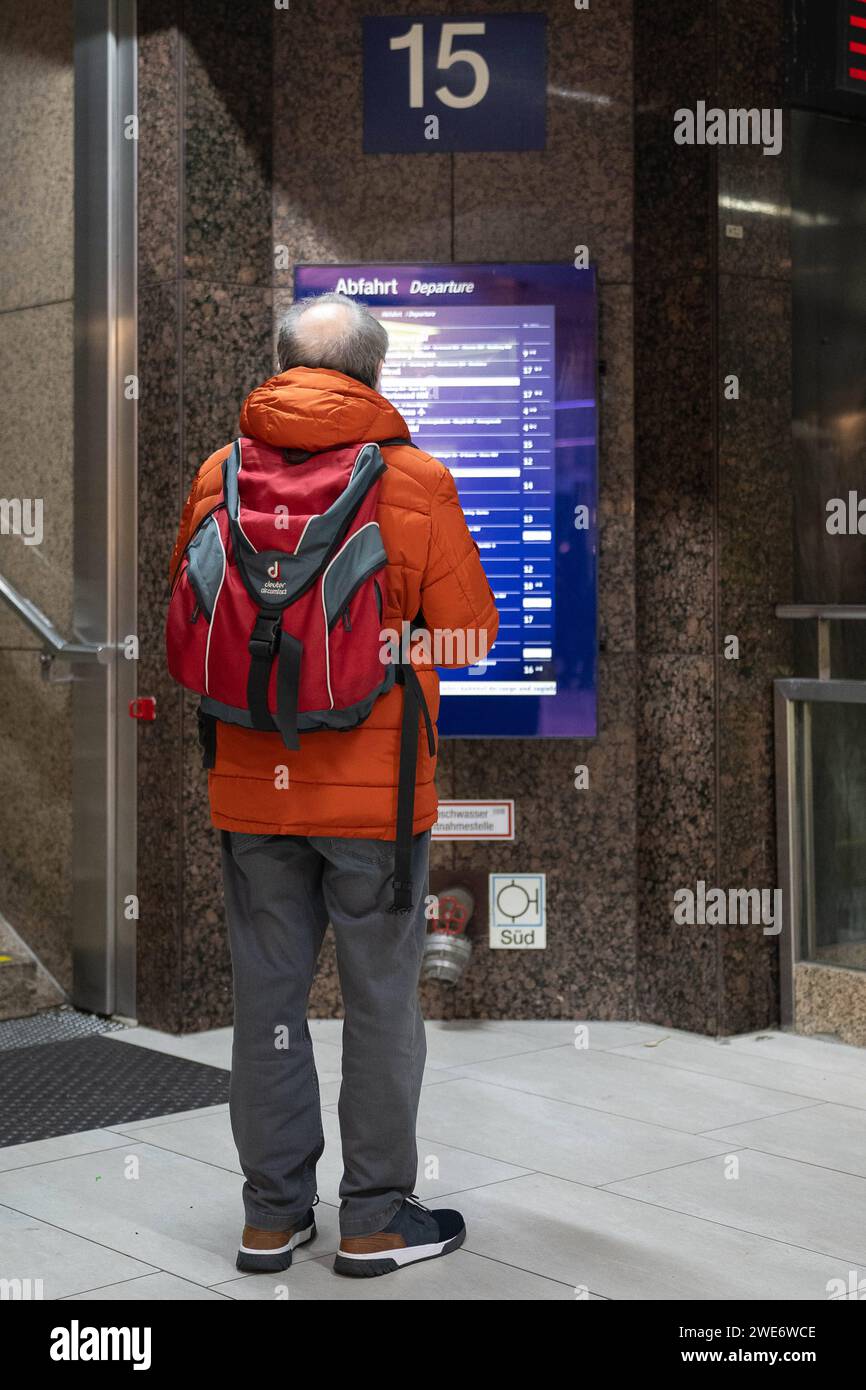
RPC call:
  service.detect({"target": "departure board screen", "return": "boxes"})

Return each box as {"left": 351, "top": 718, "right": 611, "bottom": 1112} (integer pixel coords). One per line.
{"left": 294, "top": 264, "right": 598, "bottom": 737}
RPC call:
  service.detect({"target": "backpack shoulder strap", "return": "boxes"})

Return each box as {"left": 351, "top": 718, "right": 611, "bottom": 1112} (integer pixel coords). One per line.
{"left": 388, "top": 662, "right": 436, "bottom": 914}
{"left": 221, "top": 438, "right": 242, "bottom": 518}
{"left": 378, "top": 435, "right": 418, "bottom": 450}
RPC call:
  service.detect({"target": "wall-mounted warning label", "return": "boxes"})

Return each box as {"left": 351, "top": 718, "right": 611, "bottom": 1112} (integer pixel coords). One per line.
{"left": 432, "top": 801, "right": 515, "bottom": 841}
{"left": 489, "top": 873, "right": 546, "bottom": 949}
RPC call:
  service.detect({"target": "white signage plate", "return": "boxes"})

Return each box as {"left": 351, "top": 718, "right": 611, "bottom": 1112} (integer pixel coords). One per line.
{"left": 432, "top": 800, "right": 515, "bottom": 841}
{"left": 489, "top": 873, "right": 546, "bottom": 949}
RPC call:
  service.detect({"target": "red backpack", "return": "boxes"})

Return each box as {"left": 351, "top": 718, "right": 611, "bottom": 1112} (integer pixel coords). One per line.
{"left": 166, "top": 434, "right": 434, "bottom": 911}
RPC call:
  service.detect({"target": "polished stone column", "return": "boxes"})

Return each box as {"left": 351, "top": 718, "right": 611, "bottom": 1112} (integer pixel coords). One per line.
{"left": 634, "top": 0, "right": 793, "bottom": 1032}
{"left": 137, "top": 0, "right": 273, "bottom": 1029}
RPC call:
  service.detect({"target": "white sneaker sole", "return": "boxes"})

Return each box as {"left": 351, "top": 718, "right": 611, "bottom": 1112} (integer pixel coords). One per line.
{"left": 333, "top": 1225, "right": 465, "bottom": 1278}
{"left": 236, "top": 1220, "right": 316, "bottom": 1271}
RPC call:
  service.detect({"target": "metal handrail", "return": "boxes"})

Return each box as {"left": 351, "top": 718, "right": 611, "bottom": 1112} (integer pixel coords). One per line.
{"left": 0, "top": 570, "right": 106, "bottom": 662}
{"left": 776, "top": 604, "right": 866, "bottom": 620}
{"left": 775, "top": 604, "right": 866, "bottom": 681}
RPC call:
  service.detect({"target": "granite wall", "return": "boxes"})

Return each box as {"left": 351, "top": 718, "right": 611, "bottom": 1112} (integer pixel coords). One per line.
{"left": 137, "top": 0, "right": 793, "bottom": 1034}
{"left": 634, "top": 0, "right": 792, "bottom": 1034}
{"left": 270, "top": 0, "right": 636, "bottom": 1023}
{"left": 0, "top": 0, "right": 75, "bottom": 1000}
{"left": 137, "top": 0, "right": 274, "bottom": 1030}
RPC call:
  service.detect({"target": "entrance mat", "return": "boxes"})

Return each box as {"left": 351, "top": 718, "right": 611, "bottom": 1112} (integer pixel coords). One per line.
{"left": 0, "top": 1005, "right": 128, "bottom": 1053}
{"left": 0, "top": 1035, "right": 230, "bottom": 1147}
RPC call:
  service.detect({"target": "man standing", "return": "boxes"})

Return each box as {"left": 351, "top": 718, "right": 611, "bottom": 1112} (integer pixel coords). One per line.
{"left": 168, "top": 293, "right": 498, "bottom": 1279}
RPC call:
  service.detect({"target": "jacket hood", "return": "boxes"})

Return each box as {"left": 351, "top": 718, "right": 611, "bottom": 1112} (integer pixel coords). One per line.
{"left": 240, "top": 366, "right": 409, "bottom": 452}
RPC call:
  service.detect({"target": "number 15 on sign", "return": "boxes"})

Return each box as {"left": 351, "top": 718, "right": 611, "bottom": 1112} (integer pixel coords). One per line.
{"left": 362, "top": 15, "right": 547, "bottom": 154}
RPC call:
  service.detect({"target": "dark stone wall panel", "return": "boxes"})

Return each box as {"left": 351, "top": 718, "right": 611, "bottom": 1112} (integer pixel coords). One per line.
{"left": 182, "top": 0, "right": 273, "bottom": 285}
{"left": 634, "top": 273, "right": 715, "bottom": 657}
{"left": 440, "top": 0, "right": 637, "bottom": 1018}
{"left": 177, "top": 280, "right": 274, "bottom": 1029}
{"left": 634, "top": 0, "right": 791, "bottom": 1036}
{"left": 716, "top": 268, "right": 792, "bottom": 1035}
{"left": 181, "top": 280, "right": 273, "bottom": 471}
{"left": 138, "top": 0, "right": 180, "bottom": 288}
{"left": 272, "top": 0, "right": 452, "bottom": 274}
{"left": 137, "top": 280, "right": 183, "bottom": 1032}
{"left": 421, "top": 652, "right": 638, "bottom": 1021}
{"left": 634, "top": 113, "right": 714, "bottom": 279}
{"left": 598, "top": 283, "right": 636, "bottom": 656}
{"left": 636, "top": 656, "right": 719, "bottom": 1030}
{"left": 716, "top": 2, "right": 789, "bottom": 278}
{"left": 454, "top": 0, "right": 632, "bottom": 282}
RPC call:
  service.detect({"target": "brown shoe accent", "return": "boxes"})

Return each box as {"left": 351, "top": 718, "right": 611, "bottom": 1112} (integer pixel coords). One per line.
{"left": 241, "top": 1224, "right": 295, "bottom": 1251}
{"left": 339, "top": 1233, "right": 408, "bottom": 1255}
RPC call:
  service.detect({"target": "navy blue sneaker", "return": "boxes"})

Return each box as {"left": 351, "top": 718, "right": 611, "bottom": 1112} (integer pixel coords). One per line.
{"left": 236, "top": 1207, "right": 317, "bottom": 1273}
{"left": 334, "top": 1196, "right": 465, "bottom": 1278}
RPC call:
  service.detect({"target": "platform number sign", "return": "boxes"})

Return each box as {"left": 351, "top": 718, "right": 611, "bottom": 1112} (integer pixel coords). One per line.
{"left": 362, "top": 15, "right": 547, "bottom": 153}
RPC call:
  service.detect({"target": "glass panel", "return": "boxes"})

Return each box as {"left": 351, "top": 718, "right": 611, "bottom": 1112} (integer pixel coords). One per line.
{"left": 801, "top": 700, "right": 866, "bottom": 969}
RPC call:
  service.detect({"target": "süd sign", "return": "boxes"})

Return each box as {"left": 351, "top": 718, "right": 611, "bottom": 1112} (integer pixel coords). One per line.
{"left": 489, "top": 873, "right": 547, "bottom": 949}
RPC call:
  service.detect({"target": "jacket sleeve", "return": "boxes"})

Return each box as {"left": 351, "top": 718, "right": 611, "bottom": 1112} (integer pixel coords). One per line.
{"left": 419, "top": 466, "right": 500, "bottom": 668}
{"left": 168, "top": 445, "right": 231, "bottom": 589}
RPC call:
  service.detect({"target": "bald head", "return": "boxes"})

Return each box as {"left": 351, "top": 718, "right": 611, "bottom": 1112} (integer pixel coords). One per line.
{"left": 276, "top": 292, "right": 389, "bottom": 390}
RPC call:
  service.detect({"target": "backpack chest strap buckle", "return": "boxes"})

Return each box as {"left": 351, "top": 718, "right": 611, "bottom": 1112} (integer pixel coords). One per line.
{"left": 248, "top": 611, "right": 282, "bottom": 660}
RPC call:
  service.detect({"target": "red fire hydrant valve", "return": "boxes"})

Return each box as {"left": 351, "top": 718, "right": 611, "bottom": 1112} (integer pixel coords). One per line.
{"left": 129, "top": 697, "right": 157, "bottom": 722}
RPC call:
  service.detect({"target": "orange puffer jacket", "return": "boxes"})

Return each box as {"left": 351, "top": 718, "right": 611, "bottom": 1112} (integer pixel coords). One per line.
{"left": 168, "top": 367, "right": 499, "bottom": 839}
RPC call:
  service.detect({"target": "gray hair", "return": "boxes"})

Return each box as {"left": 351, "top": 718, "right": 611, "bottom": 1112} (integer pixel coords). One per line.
{"left": 276, "top": 292, "right": 389, "bottom": 389}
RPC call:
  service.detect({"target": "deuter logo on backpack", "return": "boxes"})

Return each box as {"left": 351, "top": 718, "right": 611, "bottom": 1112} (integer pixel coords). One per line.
{"left": 261, "top": 557, "right": 287, "bottom": 601}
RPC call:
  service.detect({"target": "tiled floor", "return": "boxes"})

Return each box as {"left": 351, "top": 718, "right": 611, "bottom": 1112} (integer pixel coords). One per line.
{"left": 2, "top": 1018, "right": 866, "bottom": 1300}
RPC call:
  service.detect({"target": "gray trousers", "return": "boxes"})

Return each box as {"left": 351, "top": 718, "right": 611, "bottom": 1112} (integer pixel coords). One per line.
{"left": 220, "top": 828, "right": 430, "bottom": 1236}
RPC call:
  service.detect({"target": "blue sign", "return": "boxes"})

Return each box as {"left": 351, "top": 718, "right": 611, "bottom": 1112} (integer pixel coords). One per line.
{"left": 295, "top": 262, "right": 598, "bottom": 739}
{"left": 362, "top": 15, "right": 547, "bottom": 154}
